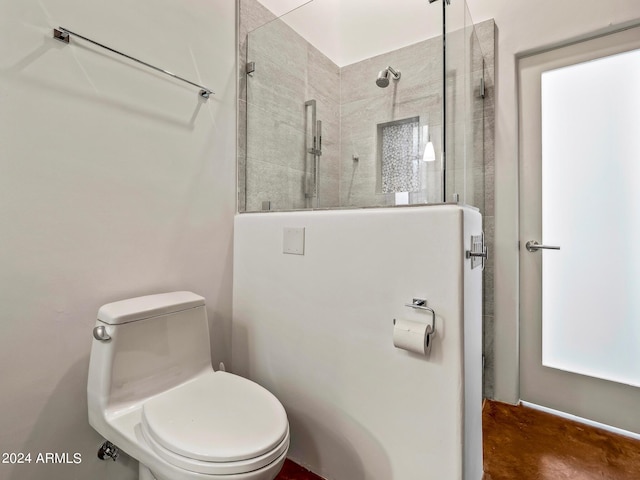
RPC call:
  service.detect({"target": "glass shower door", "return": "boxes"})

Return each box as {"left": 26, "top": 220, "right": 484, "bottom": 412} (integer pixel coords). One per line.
{"left": 444, "top": 0, "right": 486, "bottom": 208}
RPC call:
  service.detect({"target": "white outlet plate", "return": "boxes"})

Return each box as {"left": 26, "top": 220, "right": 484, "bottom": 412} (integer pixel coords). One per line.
{"left": 283, "top": 227, "right": 305, "bottom": 255}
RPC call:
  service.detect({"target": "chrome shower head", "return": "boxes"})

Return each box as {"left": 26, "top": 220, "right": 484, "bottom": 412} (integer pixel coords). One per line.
{"left": 376, "top": 70, "right": 390, "bottom": 88}
{"left": 376, "top": 66, "right": 401, "bottom": 88}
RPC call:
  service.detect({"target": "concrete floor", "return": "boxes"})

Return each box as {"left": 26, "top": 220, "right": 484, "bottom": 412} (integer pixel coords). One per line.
{"left": 275, "top": 459, "right": 324, "bottom": 480}
{"left": 483, "top": 400, "right": 640, "bottom": 480}
{"left": 278, "top": 400, "right": 640, "bottom": 479}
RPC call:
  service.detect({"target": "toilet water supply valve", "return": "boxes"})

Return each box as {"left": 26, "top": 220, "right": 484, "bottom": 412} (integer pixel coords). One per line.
{"left": 97, "top": 441, "right": 119, "bottom": 461}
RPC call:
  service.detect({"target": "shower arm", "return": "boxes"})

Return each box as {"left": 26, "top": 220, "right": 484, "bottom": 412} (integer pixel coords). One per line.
{"left": 386, "top": 66, "right": 401, "bottom": 80}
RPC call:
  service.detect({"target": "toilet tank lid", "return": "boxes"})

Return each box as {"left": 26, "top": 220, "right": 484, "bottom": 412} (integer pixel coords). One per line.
{"left": 97, "top": 291, "right": 205, "bottom": 325}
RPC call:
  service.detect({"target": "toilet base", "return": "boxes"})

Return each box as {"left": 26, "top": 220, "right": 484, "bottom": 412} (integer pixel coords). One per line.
{"left": 140, "top": 463, "right": 156, "bottom": 480}
{"left": 135, "top": 450, "right": 287, "bottom": 480}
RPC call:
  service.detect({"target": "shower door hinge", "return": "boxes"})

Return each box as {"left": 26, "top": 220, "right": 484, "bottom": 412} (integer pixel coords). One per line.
{"left": 246, "top": 61, "right": 255, "bottom": 76}
{"left": 466, "top": 232, "right": 487, "bottom": 270}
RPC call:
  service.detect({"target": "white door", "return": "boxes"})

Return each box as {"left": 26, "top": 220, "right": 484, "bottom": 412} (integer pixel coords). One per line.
{"left": 518, "top": 25, "right": 640, "bottom": 433}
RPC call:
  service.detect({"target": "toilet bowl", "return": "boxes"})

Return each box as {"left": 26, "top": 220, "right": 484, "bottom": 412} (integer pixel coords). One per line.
{"left": 87, "top": 291, "right": 289, "bottom": 480}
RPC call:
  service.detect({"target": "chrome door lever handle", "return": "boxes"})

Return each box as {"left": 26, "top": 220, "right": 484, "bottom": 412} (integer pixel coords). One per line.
{"left": 525, "top": 240, "right": 561, "bottom": 252}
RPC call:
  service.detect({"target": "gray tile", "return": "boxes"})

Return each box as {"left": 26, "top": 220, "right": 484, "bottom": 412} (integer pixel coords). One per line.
{"left": 483, "top": 111, "right": 495, "bottom": 218}
{"left": 246, "top": 78, "right": 306, "bottom": 132}
{"left": 239, "top": 0, "right": 277, "bottom": 39}
{"left": 483, "top": 105, "right": 496, "bottom": 164}
{"left": 307, "top": 46, "right": 340, "bottom": 104}
{"left": 395, "top": 92, "right": 442, "bottom": 123}
{"left": 482, "top": 262, "right": 494, "bottom": 318}
{"left": 341, "top": 95, "right": 392, "bottom": 129}
{"left": 247, "top": 64, "right": 306, "bottom": 116}
{"left": 340, "top": 36, "right": 441, "bottom": 105}
{"left": 247, "top": 21, "right": 307, "bottom": 96}
{"left": 245, "top": 159, "right": 289, "bottom": 212}
{"left": 340, "top": 147, "right": 377, "bottom": 185}
{"left": 340, "top": 57, "right": 382, "bottom": 105}
{"left": 237, "top": 154, "right": 247, "bottom": 212}
{"left": 238, "top": 0, "right": 278, "bottom": 90}
{"left": 483, "top": 161, "right": 495, "bottom": 218}
{"left": 483, "top": 314, "right": 495, "bottom": 399}
{"left": 444, "top": 27, "right": 469, "bottom": 74}
{"left": 245, "top": 159, "right": 309, "bottom": 211}
{"left": 237, "top": 99, "right": 247, "bottom": 159}
{"left": 471, "top": 119, "right": 485, "bottom": 168}
{"left": 318, "top": 142, "right": 340, "bottom": 179}
{"left": 470, "top": 165, "right": 485, "bottom": 212}
{"left": 238, "top": 68, "right": 247, "bottom": 104}
{"left": 342, "top": 191, "right": 393, "bottom": 209}
{"left": 339, "top": 166, "right": 378, "bottom": 206}
{"left": 483, "top": 216, "right": 494, "bottom": 267}
{"left": 445, "top": 167, "right": 466, "bottom": 203}
{"left": 475, "top": 19, "right": 496, "bottom": 73}
{"left": 318, "top": 169, "right": 340, "bottom": 208}
{"left": 339, "top": 34, "right": 451, "bottom": 202}
{"left": 246, "top": 105, "right": 306, "bottom": 170}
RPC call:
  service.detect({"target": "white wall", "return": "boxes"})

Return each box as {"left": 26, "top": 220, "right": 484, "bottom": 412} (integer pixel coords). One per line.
{"left": 2, "top": 2, "right": 638, "bottom": 478}
{"left": 258, "top": 0, "right": 442, "bottom": 66}
{"left": 233, "top": 206, "right": 483, "bottom": 480}
{"left": 463, "top": 0, "right": 640, "bottom": 403}
{"left": 0, "top": 0, "right": 236, "bottom": 478}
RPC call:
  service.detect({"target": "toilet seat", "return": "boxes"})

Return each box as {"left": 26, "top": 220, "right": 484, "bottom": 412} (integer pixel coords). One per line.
{"left": 140, "top": 372, "right": 289, "bottom": 475}
{"left": 140, "top": 422, "right": 289, "bottom": 475}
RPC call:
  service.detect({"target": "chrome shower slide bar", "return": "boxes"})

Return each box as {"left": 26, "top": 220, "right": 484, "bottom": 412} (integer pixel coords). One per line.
{"left": 53, "top": 27, "right": 214, "bottom": 99}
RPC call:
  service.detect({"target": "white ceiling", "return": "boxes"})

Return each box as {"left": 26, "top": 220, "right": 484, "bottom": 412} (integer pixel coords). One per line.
{"left": 256, "top": 0, "right": 444, "bottom": 67}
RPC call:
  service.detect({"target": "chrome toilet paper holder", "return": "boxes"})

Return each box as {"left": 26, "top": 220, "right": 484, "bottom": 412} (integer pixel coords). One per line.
{"left": 402, "top": 298, "right": 436, "bottom": 336}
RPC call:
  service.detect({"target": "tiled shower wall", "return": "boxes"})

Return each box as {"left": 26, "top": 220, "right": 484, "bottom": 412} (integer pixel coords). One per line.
{"left": 238, "top": 0, "right": 340, "bottom": 212}
{"left": 339, "top": 38, "right": 443, "bottom": 207}
{"left": 237, "top": 0, "right": 496, "bottom": 398}
{"left": 478, "top": 21, "right": 496, "bottom": 399}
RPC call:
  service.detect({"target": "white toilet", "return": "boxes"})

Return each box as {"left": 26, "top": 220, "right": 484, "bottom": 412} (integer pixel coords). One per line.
{"left": 87, "top": 291, "right": 289, "bottom": 480}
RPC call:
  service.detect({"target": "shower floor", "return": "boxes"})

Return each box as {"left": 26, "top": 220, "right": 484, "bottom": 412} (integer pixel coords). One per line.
{"left": 483, "top": 400, "right": 640, "bottom": 479}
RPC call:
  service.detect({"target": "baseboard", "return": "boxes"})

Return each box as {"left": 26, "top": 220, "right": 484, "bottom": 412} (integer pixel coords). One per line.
{"left": 520, "top": 401, "right": 640, "bottom": 441}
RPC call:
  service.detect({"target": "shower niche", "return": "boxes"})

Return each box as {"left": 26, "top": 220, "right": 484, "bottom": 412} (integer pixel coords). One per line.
{"left": 238, "top": 0, "right": 494, "bottom": 215}
{"left": 376, "top": 116, "right": 439, "bottom": 205}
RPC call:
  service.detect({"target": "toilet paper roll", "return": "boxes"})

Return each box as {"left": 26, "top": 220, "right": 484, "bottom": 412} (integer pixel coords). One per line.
{"left": 393, "top": 318, "right": 431, "bottom": 355}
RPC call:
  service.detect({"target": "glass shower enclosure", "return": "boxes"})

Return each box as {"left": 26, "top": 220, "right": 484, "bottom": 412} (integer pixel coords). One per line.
{"left": 238, "top": 0, "right": 489, "bottom": 213}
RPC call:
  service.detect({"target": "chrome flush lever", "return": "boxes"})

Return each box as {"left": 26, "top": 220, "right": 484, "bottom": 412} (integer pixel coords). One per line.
{"left": 93, "top": 325, "right": 111, "bottom": 341}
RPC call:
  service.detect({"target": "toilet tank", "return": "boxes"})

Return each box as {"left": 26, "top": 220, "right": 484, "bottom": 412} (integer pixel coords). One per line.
{"left": 88, "top": 292, "right": 212, "bottom": 423}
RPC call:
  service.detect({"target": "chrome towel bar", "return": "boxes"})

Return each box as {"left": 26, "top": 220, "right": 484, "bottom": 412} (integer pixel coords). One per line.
{"left": 53, "top": 27, "right": 214, "bottom": 99}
